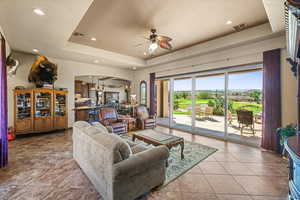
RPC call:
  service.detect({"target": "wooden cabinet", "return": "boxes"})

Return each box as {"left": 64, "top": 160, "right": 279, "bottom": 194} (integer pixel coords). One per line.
{"left": 14, "top": 88, "right": 68, "bottom": 135}
{"left": 75, "top": 109, "right": 90, "bottom": 121}
{"left": 81, "top": 84, "right": 89, "bottom": 98}
{"left": 75, "top": 80, "right": 82, "bottom": 94}
{"left": 14, "top": 89, "right": 34, "bottom": 134}
{"left": 53, "top": 90, "right": 68, "bottom": 129}
{"left": 75, "top": 80, "right": 89, "bottom": 98}
{"left": 34, "top": 117, "right": 53, "bottom": 131}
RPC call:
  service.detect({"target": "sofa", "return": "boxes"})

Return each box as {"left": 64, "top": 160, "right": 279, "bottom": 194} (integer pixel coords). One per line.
{"left": 73, "top": 121, "right": 169, "bottom": 200}
{"left": 99, "top": 107, "right": 128, "bottom": 134}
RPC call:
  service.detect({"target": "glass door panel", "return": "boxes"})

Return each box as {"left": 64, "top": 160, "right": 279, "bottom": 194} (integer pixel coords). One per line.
{"left": 195, "top": 74, "right": 225, "bottom": 137}
{"left": 16, "top": 93, "right": 32, "bottom": 119}
{"left": 173, "top": 78, "right": 192, "bottom": 131}
{"left": 55, "top": 93, "right": 66, "bottom": 116}
{"left": 35, "top": 92, "right": 52, "bottom": 117}
{"left": 227, "top": 70, "right": 263, "bottom": 145}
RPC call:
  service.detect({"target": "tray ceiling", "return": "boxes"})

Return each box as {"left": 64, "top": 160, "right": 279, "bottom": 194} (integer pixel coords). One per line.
{"left": 70, "top": 0, "right": 268, "bottom": 59}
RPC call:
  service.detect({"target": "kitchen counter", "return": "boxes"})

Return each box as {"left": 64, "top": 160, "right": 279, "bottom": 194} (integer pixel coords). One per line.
{"left": 73, "top": 106, "right": 101, "bottom": 111}
{"left": 73, "top": 106, "right": 101, "bottom": 121}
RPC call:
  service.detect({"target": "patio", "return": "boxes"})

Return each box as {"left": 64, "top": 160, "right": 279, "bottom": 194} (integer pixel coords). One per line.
{"left": 157, "top": 114, "right": 262, "bottom": 146}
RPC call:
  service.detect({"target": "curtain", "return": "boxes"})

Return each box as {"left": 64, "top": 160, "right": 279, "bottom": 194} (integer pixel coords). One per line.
{"left": 261, "top": 49, "right": 282, "bottom": 153}
{"left": 149, "top": 73, "right": 156, "bottom": 116}
{"left": 0, "top": 33, "right": 8, "bottom": 168}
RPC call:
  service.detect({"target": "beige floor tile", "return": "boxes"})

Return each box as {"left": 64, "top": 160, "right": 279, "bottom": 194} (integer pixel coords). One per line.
{"left": 148, "top": 191, "right": 182, "bottom": 200}
{"left": 216, "top": 194, "right": 252, "bottom": 200}
{"left": 233, "top": 176, "right": 288, "bottom": 197}
{"left": 205, "top": 175, "right": 247, "bottom": 195}
{"left": 219, "top": 162, "right": 256, "bottom": 175}
{"left": 198, "top": 162, "right": 229, "bottom": 175}
{"left": 181, "top": 192, "right": 218, "bottom": 200}
{"left": 178, "top": 174, "right": 214, "bottom": 193}
{"left": 251, "top": 196, "right": 288, "bottom": 200}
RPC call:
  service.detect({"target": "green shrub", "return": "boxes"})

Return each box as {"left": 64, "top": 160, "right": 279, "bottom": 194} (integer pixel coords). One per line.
{"left": 208, "top": 100, "right": 215, "bottom": 107}
{"left": 197, "top": 92, "right": 213, "bottom": 100}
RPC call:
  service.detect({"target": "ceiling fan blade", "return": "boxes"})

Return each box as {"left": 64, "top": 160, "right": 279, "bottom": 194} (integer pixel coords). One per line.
{"left": 157, "top": 35, "right": 172, "bottom": 42}
{"left": 159, "top": 41, "right": 172, "bottom": 50}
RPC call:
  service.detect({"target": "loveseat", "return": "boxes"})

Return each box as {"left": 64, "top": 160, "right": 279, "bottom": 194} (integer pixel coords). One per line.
{"left": 73, "top": 121, "right": 169, "bottom": 200}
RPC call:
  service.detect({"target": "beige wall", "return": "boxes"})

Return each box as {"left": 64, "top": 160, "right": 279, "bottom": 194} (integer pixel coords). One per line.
{"left": 133, "top": 35, "right": 297, "bottom": 126}
{"left": 281, "top": 49, "right": 297, "bottom": 126}
{"left": 8, "top": 51, "right": 133, "bottom": 127}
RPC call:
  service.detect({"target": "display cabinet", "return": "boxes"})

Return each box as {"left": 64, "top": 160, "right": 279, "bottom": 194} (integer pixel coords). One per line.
{"left": 13, "top": 88, "right": 68, "bottom": 135}
{"left": 54, "top": 90, "right": 68, "bottom": 130}
{"left": 34, "top": 89, "right": 53, "bottom": 132}
{"left": 14, "top": 89, "right": 34, "bottom": 133}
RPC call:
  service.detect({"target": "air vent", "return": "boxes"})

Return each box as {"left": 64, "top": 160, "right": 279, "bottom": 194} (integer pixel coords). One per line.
{"left": 73, "top": 32, "right": 85, "bottom": 37}
{"left": 233, "top": 23, "right": 247, "bottom": 32}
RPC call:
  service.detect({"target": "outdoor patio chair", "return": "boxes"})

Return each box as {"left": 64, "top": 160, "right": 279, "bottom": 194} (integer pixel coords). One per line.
{"left": 236, "top": 110, "right": 255, "bottom": 135}
{"left": 205, "top": 106, "right": 214, "bottom": 118}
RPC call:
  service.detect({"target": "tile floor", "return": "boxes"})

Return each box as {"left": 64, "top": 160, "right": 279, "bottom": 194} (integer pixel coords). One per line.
{"left": 0, "top": 126, "right": 289, "bottom": 200}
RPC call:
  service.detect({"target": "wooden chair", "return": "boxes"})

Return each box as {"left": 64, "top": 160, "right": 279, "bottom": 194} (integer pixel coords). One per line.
{"left": 236, "top": 110, "right": 255, "bottom": 135}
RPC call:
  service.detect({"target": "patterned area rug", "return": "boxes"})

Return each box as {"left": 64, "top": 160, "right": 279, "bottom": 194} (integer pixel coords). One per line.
{"left": 121, "top": 133, "right": 217, "bottom": 186}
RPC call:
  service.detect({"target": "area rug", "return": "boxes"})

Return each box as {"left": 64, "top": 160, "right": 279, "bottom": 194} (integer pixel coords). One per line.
{"left": 121, "top": 133, "right": 217, "bottom": 186}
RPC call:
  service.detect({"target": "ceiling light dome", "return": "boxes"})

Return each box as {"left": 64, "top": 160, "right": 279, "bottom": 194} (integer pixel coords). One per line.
{"left": 149, "top": 41, "right": 158, "bottom": 54}
{"left": 33, "top": 9, "right": 45, "bottom": 16}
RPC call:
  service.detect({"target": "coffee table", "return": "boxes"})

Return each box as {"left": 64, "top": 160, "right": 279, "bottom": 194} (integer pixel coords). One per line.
{"left": 132, "top": 129, "right": 184, "bottom": 160}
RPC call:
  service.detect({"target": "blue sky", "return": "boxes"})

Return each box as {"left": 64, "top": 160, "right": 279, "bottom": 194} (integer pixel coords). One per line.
{"left": 174, "top": 71, "right": 262, "bottom": 91}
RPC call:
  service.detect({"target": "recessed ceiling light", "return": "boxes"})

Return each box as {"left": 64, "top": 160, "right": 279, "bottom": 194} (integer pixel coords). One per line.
{"left": 33, "top": 49, "right": 39, "bottom": 53}
{"left": 94, "top": 60, "right": 99, "bottom": 64}
{"left": 33, "top": 8, "right": 45, "bottom": 16}
{"left": 226, "top": 20, "right": 233, "bottom": 25}
{"left": 91, "top": 37, "right": 97, "bottom": 41}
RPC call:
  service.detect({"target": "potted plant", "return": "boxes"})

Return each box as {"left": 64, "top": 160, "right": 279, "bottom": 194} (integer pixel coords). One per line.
{"left": 277, "top": 124, "right": 297, "bottom": 156}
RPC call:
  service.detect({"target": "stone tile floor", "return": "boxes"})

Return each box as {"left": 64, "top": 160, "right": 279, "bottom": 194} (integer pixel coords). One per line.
{"left": 0, "top": 126, "right": 289, "bottom": 200}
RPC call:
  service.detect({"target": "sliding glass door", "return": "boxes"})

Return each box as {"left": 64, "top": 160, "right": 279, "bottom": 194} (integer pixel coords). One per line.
{"left": 172, "top": 78, "right": 193, "bottom": 131}
{"left": 227, "top": 70, "right": 263, "bottom": 145}
{"left": 155, "top": 65, "right": 263, "bottom": 146}
{"left": 194, "top": 74, "right": 225, "bottom": 137}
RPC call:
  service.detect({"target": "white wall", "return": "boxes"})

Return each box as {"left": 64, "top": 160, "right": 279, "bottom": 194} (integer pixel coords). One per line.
{"left": 8, "top": 51, "right": 133, "bottom": 127}
{"left": 133, "top": 35, "right": 297, "bottom": 126}
{"left": 0, "top": 25, "right": 11, "bottom": 57}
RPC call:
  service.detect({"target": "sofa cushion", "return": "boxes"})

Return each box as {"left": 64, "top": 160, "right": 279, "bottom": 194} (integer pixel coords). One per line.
{"left": 91, "top": 133, "right": 132, "bottom": 163}
{"left": 73, "top": 121, "right": 91, "bottom": 128}
{"left": 131, "top": 144, "right": 148, "bottom": 154}
{"left": 91, "top": 122, "right": 109, "bottom": 134}
{"left": 84, "top": 126, "right": 109, "bottom": 135}
{"left": 110, "top": 134, "right": 132, "bottom": 163}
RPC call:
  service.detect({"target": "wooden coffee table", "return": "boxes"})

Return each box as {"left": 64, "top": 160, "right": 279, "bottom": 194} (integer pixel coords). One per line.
{"left": 132, "top": 129, "right": 184, "bottom": 160}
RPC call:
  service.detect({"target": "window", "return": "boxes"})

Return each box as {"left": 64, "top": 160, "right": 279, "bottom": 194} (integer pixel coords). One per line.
{"left": 140, "top": 81, "right": 147, "bottom": 105}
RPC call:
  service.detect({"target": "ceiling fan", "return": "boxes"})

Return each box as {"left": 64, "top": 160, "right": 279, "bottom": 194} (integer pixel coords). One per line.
{"left": 137, "top": 29, "right": 173, "bottom": 54}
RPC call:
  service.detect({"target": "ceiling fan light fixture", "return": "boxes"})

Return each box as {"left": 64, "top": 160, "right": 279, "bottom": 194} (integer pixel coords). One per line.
{"left": 149, "top": 41, "right": 158, "bottom": 54}
{"left": 226, "top": 20, "right": 233, "bottom": 25}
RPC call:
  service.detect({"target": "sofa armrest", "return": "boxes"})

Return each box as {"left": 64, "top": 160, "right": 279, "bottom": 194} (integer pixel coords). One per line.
{"left": 113, "top": 146, "right": 169, "bottom": 180}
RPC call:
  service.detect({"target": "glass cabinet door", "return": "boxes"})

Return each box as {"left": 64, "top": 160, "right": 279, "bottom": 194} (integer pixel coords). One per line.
{"left": 16, "top": 92, "right": 32, "bottom": 119}
{"left": 55, "top": 93, "right": 66, "bottom": 116}
{"left": 35, "top": 92, "right": 52, "bottom": 117}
